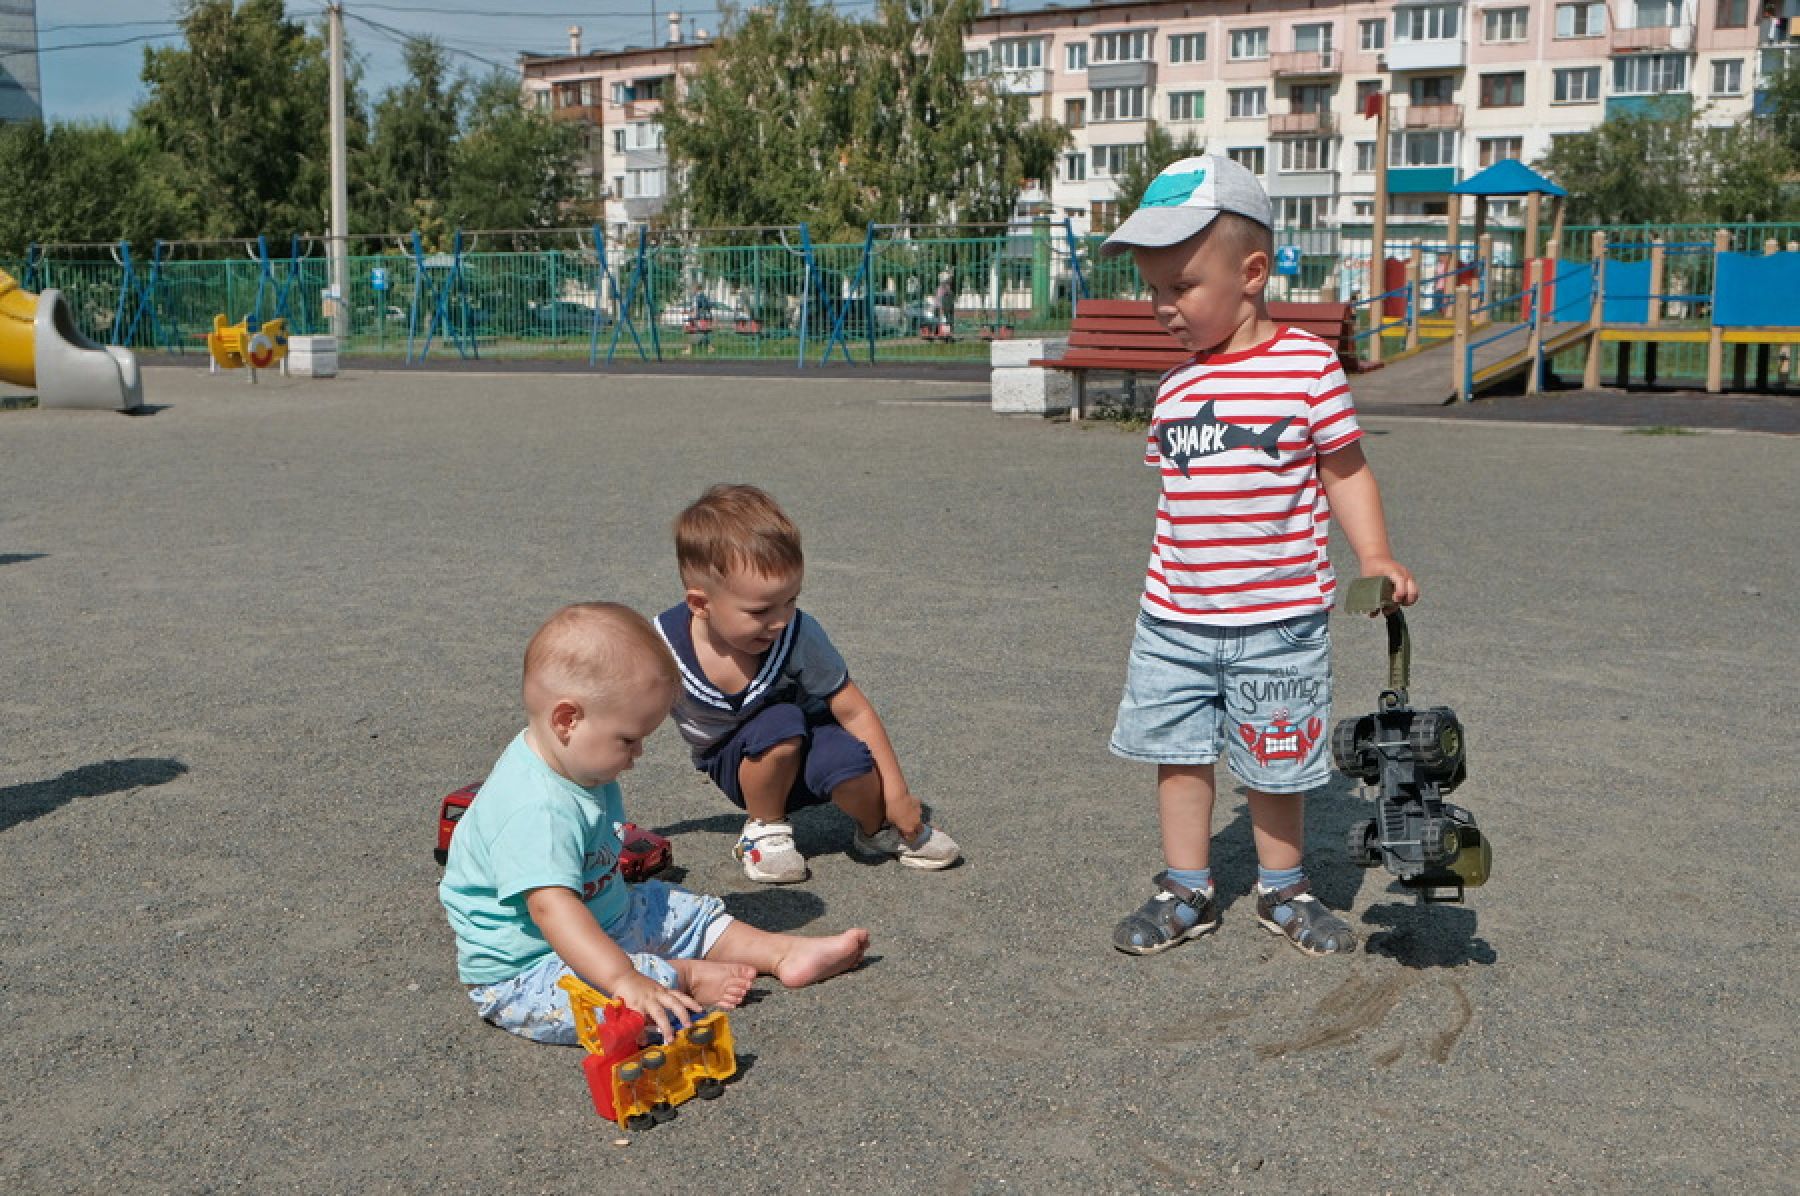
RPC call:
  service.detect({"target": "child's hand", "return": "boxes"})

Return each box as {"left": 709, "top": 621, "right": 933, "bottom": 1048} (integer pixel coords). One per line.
{"left": 1358, "top": 557, "right": 1419, "bottom": 613}
{"left": 610, "top": 971, "right": 703, "bottom": 1042}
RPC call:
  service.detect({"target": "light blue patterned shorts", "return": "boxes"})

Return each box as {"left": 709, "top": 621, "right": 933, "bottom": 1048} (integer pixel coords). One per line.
{"left": 1110, "top": 608, "right": 1333, "bottom": 795}
{"left": 466, "top": 880, "right": 734, "bottom": 1045}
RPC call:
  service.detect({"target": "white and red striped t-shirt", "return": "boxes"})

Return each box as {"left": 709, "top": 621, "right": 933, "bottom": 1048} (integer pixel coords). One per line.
{"left": 1139, "top": 325, "right": 1362, "bottom": 627}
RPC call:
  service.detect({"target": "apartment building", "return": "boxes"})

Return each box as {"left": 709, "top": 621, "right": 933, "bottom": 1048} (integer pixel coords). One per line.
{"left": 520, "top": 17, "right": 712, "bottom": 232}
{"left": 0, "top": 0, "right": 41, "bottom": 124}
{"left": 520, "top": 1, "right": 1800, "bottom": 238}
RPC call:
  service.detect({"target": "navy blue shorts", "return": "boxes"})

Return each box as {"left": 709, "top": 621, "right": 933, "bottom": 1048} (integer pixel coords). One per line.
{"left": 702, "top": 703, "right": 875, "bottom": 812}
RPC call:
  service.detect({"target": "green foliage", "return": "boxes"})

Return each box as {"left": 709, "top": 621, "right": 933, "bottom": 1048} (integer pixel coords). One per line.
{"left": 0, "top": 122, "right": 183, "bottom": 253}
{"left": 136, "top": 0, "right": 356, "bottom": 238}
{"left": 360, "top": 38, "right": 465, "bottom": 235}
{"left": 662, "top": 0, "right": 1066, "bottom": 240}
{"left": 444, "top": 74, "right": 586, "bottom": 237}
{"left": 1109, "top": 122, "right": 1207, "bottom": 225}
{"left": 1534, "top": 98, "right": 1800, "bottom": 225}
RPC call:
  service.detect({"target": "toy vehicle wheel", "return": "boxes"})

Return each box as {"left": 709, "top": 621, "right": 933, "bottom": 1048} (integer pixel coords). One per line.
{"left": 1345, "top": 818, "right": 1378, "bottom": 867}
{"left": 695, "top": 1078, "right": 725, "bottom": 1100}
{"left": 689, "top": 1024, "right": 715, "bottom": 1046}
{"left": 650, "top": 1102, "right": 677, "bottom": 1124}
{"left": 641, "top": 1048, "right": 667, "bottom": 1070}
{"left": 616, "top": 1061, "right": 643, "bottom": 1083}
{"left": 1331, "top": 717, "right": 1370, "bottom": 779}
{"left": 626, "top": 1113, "right": 655, "bottom": 1131}
{"left": 1408, "top": 708, "right": 1463, "bottom": 770}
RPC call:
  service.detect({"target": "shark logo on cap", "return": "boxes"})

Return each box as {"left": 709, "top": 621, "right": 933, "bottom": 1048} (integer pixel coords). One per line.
{"left": 1141, "top": 166, "right": 1209, "bottom": 208}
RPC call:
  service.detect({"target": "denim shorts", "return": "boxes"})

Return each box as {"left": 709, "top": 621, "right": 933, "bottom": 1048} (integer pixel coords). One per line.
{"left": 465, "top": 880, "right": 734, "bottom": 1045}
{"left": 703, "top": 702, "right": 875, "bottom": 812}
{"left": 1110, "top": 608, "right": 1333, "bottom": 794}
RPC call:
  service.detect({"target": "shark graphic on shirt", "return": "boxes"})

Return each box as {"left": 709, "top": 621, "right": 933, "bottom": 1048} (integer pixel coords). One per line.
{"left": 1157, "top": 399, "right": 1295, "bottom": 476}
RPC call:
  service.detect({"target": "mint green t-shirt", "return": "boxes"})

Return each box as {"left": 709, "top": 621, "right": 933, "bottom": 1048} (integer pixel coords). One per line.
{"left": 438, "top": 731, "right": 632, "bottom": 984}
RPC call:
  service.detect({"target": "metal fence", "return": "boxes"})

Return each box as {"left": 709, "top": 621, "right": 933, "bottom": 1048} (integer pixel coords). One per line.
{"left": 14, "top": 220, "right": 1799, "bottom": 373}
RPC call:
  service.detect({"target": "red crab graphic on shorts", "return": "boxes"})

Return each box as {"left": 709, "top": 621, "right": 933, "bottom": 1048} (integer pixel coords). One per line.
{"left": 1238, "top": 709, "right": 1323, "bottom": 767}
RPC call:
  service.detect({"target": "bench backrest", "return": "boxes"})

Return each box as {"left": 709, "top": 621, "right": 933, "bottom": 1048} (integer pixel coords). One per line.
{"left": 1064, "top": 297, "right": 1360, "bottom": 371}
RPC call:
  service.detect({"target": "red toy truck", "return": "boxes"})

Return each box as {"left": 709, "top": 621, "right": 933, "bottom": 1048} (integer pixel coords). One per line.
{"left": 433, "top": 783, "right": 672, "bottom": 878}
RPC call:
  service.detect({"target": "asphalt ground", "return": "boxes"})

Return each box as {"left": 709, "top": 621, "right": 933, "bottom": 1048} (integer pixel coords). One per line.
{"left": 2, "top": 365, "right": 1795, "bottom": 1193}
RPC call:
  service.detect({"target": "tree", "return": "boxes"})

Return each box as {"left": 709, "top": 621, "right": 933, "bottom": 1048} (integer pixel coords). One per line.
{"left": 136, "top": 0, "right": 361, "bottom": 239}
{"left": 1108, "top": 122, "right": 1208, "bottom": 227}
{"left": 0, "top": 122, "right": 184, "bottom": 254}
{"left": 361, "top": 38, "right": 466, "bottom": 234}
{"left": 661, "top": 0, "right": 1065, "bottom": 239}
{"left": 444, "top": 73, "right": 585, "bottom": 235}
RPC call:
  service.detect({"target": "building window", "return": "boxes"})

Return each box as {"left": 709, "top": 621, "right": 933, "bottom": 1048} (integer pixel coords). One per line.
{"left": 1390, "top": 130, "right": 1458, "bottom": 167}
{"left": 1483, "top": 7, "right": 1529, "bottom": 43}
{"left": 1091, "top": 86, "right": 1147, "bottom": 121}
{"left": 1553, "top": 66, "right": 1602, "bottom": 102}
{"left": 1169, "top": 33, "right": 1206, "bottom": 63}
{"left": 1555, "top": 2, "right": 1606, "bottom": 38}
{"left": 1360, "top": 19, "right": 1386, "bottom": 51}
{"left": 1063, "top": 151, "right": 1087, "bottom": 182}
{"left": 611, "top": 82, "right": 634, "bottom": 104}
{"left": 1294, "top": 23, "right": 1334, "bottom": 54}
{"left": 1278, "top": 196, "right": 1322, "bottom": 229}
{"left": 1480, "top": 72, "right": 1526, "bottom": 107}
{"left": 964, "top": 49, "right": 990, "bottom": 78}
{"left": 1409, "top": 75, "right": 1456, "bottom": 105}
{"left": 1352, "top": 199, "right": 1374, "bottom": 218}
{"left": 1634, "top": 0, "right": 1679, "bottom": 28}
{"left": 1355, "top": 140, "right": 1377, "bottom": 171}
{"left": 612, "top": 128, "right": 626, "bottom": 153}
{"left": 1066, "top": 41, "right": 1087, "bottom": 72}
{"left": 1396, "top": 4, "right": 1462, "bottom": 42}
{"left": 1168, "top": 90, "right": 1204, "bottom": 121}
{"left": 1279, "top": 137, "right": 1334, "bottom": 172}
{"left": 1091, "top": 200, "right": 1121, "bottom": 232}
{"left": 1064, "top": 97, "right": 1086, "bottom": 128}
{"left": 1228, "top": 27, "right": 1269, "bottom": 61}
{"left": 1290, "top": 83, "right": 1333, "bottom": 113}
{"left": 1614, "top": 53, "right": 1688, "bottom": 95}
{"left": 1228, "top": 146, "right": 1266, "bottom": 175}
{"left": 1093, "top": 31, "right": 1152, "bottom": 64}
{"left": 1356, "top": 79, "right": 1383, "bottom": 111}
{"left": 1715, "top": 0, "right": 1750, "bottom": 29}
{"left": 1479, "top": 136, "right": 1523, "bottom": 168}
{"left": 996, "top": 38, "right": 1044, "bottom": 70}
{"left": 1228, "top": 86, "right": 1267, "bottom": 118}
{"left": 1092, "top": 143, "right": 1145, "bottom": 177}
{"left": 1711, "top": 58, "right": 1744, "bottom": 95}
{"left": 624, "top": 168, "right": 665, "bottom": 199}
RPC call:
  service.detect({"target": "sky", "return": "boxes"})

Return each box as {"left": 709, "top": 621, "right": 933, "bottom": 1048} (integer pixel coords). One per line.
{"left": 42, "top": 0, "right": 895, "bottom": 125}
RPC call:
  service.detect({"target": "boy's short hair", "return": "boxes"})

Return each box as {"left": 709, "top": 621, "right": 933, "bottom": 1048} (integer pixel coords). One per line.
{"left": 1206, "top": 211, "right": 1275, "bottom": 268}
{"left": 674, "top": 484, "right": 803, "bottom": 588}
{"left": 523, "top": 602, "right": 676, "bottom": 711}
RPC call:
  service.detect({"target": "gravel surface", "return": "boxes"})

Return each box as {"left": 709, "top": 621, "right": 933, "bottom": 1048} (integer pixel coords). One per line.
{"left": 2, "top": 365, "right": 1795, "bottom": 1193}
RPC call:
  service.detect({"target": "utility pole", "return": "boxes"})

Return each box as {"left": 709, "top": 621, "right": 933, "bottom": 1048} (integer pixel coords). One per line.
{"left": 328, "top": 3, "right": 349, "bottom": 341}
{"left": 1367, "top": 88, "right": 1390, "bottom": 366}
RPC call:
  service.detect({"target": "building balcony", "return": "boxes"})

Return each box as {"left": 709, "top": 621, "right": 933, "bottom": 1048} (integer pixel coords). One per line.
{"left": 1384, "top": 38, "right": 1466, "bottom": 72}
{"left": 1401, "top": 102, "right": 1463, "bottom": 129}
{"left": 992, "top": 66, "right": 1048, "bottom": 95}
{"left": 551, "top": 103, "right": 605, "bottom": 125}
{"left": 1270, "top": 49, "right": 1340, "bottom": 78}
{"left": 622, "top": 98, "right": 664, "bottom": 120}
{"left": 1610, "top": 24, "right": 1693, "bottom": 53}
{"left": 1269, "top": 110, "right": 1335, "bottom": 135}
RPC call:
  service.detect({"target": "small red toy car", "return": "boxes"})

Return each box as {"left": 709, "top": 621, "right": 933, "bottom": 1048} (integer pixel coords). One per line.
{"left": 434, "top": 783, "right": 672, "bottom": 880}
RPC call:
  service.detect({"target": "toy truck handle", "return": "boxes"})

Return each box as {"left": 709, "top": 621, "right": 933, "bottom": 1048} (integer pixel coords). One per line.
{"left": 1343, "top": 576, "right": 1411, "bottom": 697}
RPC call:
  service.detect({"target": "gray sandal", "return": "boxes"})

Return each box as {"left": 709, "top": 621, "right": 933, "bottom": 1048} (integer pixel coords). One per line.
{"left": 1112, "top": 871, "right": 1220, "bottom": 956}
{"left": 1254, "top": 880, "right": 1356, "bottom": 956}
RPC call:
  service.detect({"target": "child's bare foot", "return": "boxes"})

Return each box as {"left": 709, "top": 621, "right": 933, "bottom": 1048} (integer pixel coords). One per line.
{"left": 671, "top": 958, "right": 757, "bottom": 1009}
{"left": 773, "top": 928, "right": 870, "bottom": 989}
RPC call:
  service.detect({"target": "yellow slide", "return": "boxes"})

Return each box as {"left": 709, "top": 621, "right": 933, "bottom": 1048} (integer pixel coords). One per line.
{"left": 0, "top": 267, "right": 142, "bottom": 410}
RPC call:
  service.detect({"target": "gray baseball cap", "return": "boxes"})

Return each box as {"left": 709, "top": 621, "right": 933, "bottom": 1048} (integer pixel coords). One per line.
{"left": 1099, "top": 154, "right": 1274, "bottom": 258}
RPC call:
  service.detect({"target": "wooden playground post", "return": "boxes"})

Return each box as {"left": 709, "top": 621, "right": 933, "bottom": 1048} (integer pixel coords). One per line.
{"left": 1705, "top": 228, "right": 1729, "bottom": 394}
{"left": 1583, "top": 231, "right": 1607, "bottom": 391}
{"left": 1406, "top": 240, "right": 1422, "bottom": 352}
{"left": 1523, "top": 191, "right": 1541, "bottom": 266}
{"left": 1367, "top": 89, "right": 1390, "bottom": 367}
{"left": 1647, "top": 237, "right": 1664, "bottom": 327}
{"left": 1523, "top": 254, "right": 1543, "bottom": 395}
{"left": 1476, "top": 232, "right": 1494, "bottom": 325}
{"left": 1452, "top": 282, "right": 1471, "bottom": 401}
{"left": 1446, "top": 192, "right": 1463, "bottom": 269}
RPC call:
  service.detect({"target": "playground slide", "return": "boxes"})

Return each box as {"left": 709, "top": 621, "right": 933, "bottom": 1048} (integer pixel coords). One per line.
{"left": 0, "top": 268, "right": 142, "bottom": 411}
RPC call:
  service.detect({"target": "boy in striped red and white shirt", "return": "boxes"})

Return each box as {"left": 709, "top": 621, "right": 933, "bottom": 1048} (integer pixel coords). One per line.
{"left": 1100, "top": 156, "right": 1419, "bottom": 958}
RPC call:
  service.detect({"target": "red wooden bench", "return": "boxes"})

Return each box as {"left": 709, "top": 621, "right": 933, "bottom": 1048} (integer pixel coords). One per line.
{"left": 1030, "top": 298, "right": 1374, "bottom": 419}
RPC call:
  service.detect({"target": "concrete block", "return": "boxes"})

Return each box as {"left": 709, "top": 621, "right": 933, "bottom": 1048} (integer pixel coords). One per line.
{"left": 287, "top": 336, "right": 339, "bottom": 378}
{"left": 991, "top": 366, "right": 1073, "bottom": 415}
{"left": 989, "top": 337, "right": 1067, "bottom": 368}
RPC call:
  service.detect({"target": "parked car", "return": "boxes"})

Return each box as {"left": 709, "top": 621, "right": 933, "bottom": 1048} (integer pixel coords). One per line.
{"left": 659, "top": 299, "right": 749, "bottom": 330}
{"left": 529, "top": 299, "right": 611, "bottom": 336}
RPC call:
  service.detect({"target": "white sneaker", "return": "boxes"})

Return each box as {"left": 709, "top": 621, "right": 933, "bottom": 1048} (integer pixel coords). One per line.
{"left": 851, "top": 822, "right": 962, "bottom": 871}
{"left": 734, "top": 820, "right": 808, "bottom": 884}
